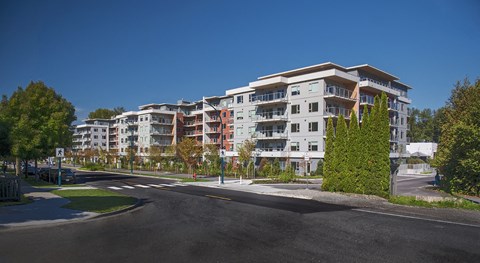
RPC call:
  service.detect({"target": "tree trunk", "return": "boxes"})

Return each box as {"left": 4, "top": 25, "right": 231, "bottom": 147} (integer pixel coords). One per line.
{"left": 15, "top": 157, "right": 20, "bottom": 176}
{"left": 34, "top": 159, "right": 39, "bottom": 181}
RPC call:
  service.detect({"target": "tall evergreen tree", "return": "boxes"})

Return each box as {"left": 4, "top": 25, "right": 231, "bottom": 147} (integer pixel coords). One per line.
{"left": 379, "top": 92, "right": 391, "bottom": 195}
{"left": 333, "top": 115, "right": 348, "bottom": 191}
{"left": 322, "top": 117, "right": 335, "bottom": 191}
{"left": 345, "top": 110, "right": 360, "bottom": 192}
{"left": 365, "top": 95, "right": 382, "bottom": 195}
{"left": 358, "top": 104, "right": 371, "bottom": 194}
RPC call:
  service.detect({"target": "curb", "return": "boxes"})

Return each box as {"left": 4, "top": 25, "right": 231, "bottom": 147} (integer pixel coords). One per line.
{"left": 92, "top": 198, "right": 144, "bottom": 219}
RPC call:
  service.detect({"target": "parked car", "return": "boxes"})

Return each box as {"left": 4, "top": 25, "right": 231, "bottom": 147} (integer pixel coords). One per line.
{"left": 49, "top": 169, "right": 76, "bottom": 184}
{"left": 38, "top": 168, "right": 51, "bottom": 181}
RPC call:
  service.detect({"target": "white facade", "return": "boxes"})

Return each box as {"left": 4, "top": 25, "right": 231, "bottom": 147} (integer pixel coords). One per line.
{"left": 406, "top": 142, "right": 437, "bottom": 159}
{"left": 72, "top": 119, "right": 111, "bottom": 152}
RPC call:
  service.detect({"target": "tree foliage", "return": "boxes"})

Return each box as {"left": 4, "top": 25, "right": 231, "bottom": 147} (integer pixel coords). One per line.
{"left": 408, "top": 107, "right": 444, "bottom": 143}
{"left": 177, "top": 138, "right": 203, "bottom": 174}
{"left": 322, "top": 117, "right": 335, "bottom": 191}
{"left": 2, "top": 82, "right": 76, "bottom": 163}
{"left": 88, "top": 106, "right": 125, "bottom": 119}
{"left": 237, "top": 139, "right": 256, "bottom": 176}
{"left": 436, "top": 78, "right": 480, "bottom": 196}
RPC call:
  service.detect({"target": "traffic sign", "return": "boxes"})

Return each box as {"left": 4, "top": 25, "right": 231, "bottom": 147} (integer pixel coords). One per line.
{"left": 56, "top": 148, "right": 64, "bottom": 158}
{"left": 220, "top": 149, "right": 226, "bottom": 158}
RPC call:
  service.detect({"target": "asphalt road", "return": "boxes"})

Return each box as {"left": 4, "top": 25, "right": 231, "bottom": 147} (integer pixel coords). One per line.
{"left": 0, "top": 171, "right": 479, "bottom": 262}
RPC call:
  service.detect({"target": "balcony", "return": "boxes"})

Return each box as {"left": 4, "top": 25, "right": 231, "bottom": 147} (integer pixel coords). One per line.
{"left": 388, "top": 101, "right": 399, "bottom": 111}
{"left": 360, "top": 95, "right": 375, "bottom": 106}
{"left": 152, "top": 141, "right": 171, "bottom": 147}
{"left": 151, "top": 119, "right": 174, "bottom": 125}
{"left": 205, "top": 128, "right": 220, "bottom": 134}
{"left": 252, "top": 111, "right": 288, "bottom": 123}
{"left": 150, "top": 130, "right": 173, "bottom": 136}
{"left": 254, "top": 130, "right": 288, "bottom": 140}
{"left": 324, "top": 85, "right": 355, "bottom": 102}
{"left": 252, "top": 92, "right": 287, "bottom": 106}
{"left": 389, "top": 118, "right": 399, "bottom": 126}
{"left": 359, "top": 77, "right": 401, "bottom": 96}
{"left": 184, "top": 121, "right": 196, "bottom": 127}
{"left": 256, "top": 147, "right": 285, "bottom": 152}
{"left": 205, "top": 117, "right": 221, "bottom": 123}
{"left": 390, "top": 135, "right": 399, "bottom": 142}
{"left": 324, "top": 107, "right": 351, "bottom": 119}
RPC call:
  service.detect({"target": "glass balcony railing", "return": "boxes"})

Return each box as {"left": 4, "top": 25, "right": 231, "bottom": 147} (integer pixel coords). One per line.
{"left": 254, "top": 130, "right": 288, "bottom": 139}
{"left": 252, "top": 92, "right": 287, "bottom": 105}
{"left": 324, "top": 85, "right": 353, "bottom": 100}
{"left": 360, "top": 95, "right": 375, "bottom": 105}
{"left": 252, "top": 111, "right": 288, "bottom": 122}
{"left": 324, "top": 107, "right": 351, "bottom": 118}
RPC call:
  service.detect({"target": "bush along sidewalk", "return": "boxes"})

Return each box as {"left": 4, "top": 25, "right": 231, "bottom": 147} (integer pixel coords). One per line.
{"left": 388, "top": 195, "right": 480, "bottom": 211}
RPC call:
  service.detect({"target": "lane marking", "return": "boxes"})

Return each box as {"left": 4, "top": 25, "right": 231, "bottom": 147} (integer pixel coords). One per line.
{"left": 354, "top": 209, "right": 480, "bottom": 228}
{"left": 135, "top": 184, "right": 151, "bottom": 188}
{"left": 122, "top": 185, "right": 135, "bottom": 189}
{"left": 205, "top": 195, "right": 231, "bottom": 201}
{"left": 160, "top": 184, "right": 175, "bottom": 187}
{"left": 108, "top": 186, "right": 122, "bottom": 190}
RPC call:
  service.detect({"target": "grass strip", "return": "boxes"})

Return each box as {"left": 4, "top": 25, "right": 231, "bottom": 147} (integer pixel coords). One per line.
{"left": 180, "top": 178, "right": 209, "bottom": 183}
{"left": 52, "top": 189, "right": 137, "bottom": 213}
{"left": 389, "top": 196, "right": 480, "bottom": 211}
{"left": 23, "top": 176, "right": 84, "bottom": 188}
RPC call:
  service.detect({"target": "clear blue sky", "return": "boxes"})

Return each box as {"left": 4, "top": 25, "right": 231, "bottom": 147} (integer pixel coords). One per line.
{"left": 1, "top": 0, "right": 479, "bottom": 122}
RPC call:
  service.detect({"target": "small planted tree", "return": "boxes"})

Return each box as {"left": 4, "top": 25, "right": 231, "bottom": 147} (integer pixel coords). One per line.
{"left": 322, "top": 117, "right": 335, "bottom": 191}
{"left": 177, "top": 138, "right": 203, "bottom": 174}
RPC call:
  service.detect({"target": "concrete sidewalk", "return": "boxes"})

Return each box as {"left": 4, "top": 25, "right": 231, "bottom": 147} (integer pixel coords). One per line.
{"left": 0, "top": 180, "right": 98, "bottom": 228}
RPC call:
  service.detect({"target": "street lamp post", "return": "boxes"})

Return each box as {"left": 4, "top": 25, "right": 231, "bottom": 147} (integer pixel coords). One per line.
{"left": 203, "top": 101, "right": 224, "bottom": 184}
{"left": 129, "top": 123, "right": 134, "bottom": 175}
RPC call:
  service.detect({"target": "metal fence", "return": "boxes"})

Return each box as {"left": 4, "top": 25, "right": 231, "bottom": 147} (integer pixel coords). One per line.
{"left": 0, "top": 176, "right": 21, "bottom": 201}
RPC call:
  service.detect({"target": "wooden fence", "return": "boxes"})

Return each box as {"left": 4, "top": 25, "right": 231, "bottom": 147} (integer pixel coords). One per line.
{"left": 0, "top": 176, "right": 21, "bottom": 201}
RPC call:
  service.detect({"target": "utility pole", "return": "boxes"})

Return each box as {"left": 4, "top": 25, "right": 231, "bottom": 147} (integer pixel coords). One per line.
{"left": 129, "top": 124, "right": 134, "bottom": 175}
{"left": 204, "top": 101, "right": 224, "bottom": 184}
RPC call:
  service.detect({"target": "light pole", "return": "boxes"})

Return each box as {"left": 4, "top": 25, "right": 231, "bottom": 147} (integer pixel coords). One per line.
{"left": 203, "top": 101, "right": 224, "bottom": 184}
{"left": 253, "top": 149, "right": 262, "bottom": 179}
{"left": 129, "top": 123, "right": 134, "bottom": 175}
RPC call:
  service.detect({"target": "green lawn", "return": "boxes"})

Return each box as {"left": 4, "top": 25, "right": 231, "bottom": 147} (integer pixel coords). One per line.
{"left": 52, "top": 189, "right": 137, "bottom": 213}
{"left": 389, "top": 196, "right": 480, "bottom": 211}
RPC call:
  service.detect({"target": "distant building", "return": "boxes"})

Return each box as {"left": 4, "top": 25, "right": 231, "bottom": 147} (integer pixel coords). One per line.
{"left": 406, "top": 142, "right": 438, "bottom": 159}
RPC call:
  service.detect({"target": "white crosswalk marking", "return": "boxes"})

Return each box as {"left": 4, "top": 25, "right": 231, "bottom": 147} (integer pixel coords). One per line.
{"left": 148, "top": 184, "right": 164, "bottom": 188}
{"left": 108, "top": 186, "right": 122, "bottom": 190}
{"left": 135, "top": 184, "right": 151, "bottom": 188}
{"left": 172, "top": 183, "right": 187, "bottom": 187}
{"left": 160, "top": 184, "right": 175, "bottom": 187}
{"left": 122, "top": 185, "right": 135, "bottom": 189}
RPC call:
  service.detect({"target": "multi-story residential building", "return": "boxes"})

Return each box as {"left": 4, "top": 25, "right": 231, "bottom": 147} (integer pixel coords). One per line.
{"left": 73, "top": 62, "right": 411, "bottom": 174}
{"left": 227, "top": 62, "right": 411, "bottom": 174}
{"left": 72, "top": 118, "right": 112, "bottom": 152}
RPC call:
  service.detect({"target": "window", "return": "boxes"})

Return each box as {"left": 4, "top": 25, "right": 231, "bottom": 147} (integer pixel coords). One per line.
{"left": 102, "top": 143, "right": 106, "bottom": 147}
{"left": 237, "top": 111, "right": 243, "bottom": 120}
{"left": 249, "top": 94, "right": 256, "bottom": 102}
{"left": 140, "top": 118, "right": 143, "bottom": 122}
{"left": 291, "top": 105, "right": 300, "bottom": 114}
{"left": 93, "top": 128, "right": 98, "bottom": 132}
{"left": 222, "top": 124, "right": 226, "bottom": 129}
{"left": 236, "top": 127, "right": 244, "bottom": 136}
{"left": 309, "top": 102, "right": 319, "bottom": 112}
{"left": 401, "top": 131, "right": 404, "bottom": 139}
{"left": 309, "top": 82, "right": 319, "bottom": 92}
{"left": 309, "top": 122, "right": 318, "bottom": 132}
{"left": 93, "top": 143, "right": 98, "bottom": 146}
{"left": 94, "top": 135, "right": 98, "bottom": 139}
{"left": 236, "top": 143, "right": 242, "bottom": 151}
{"left": 229, "top": 133, "right": 234, "bottom": 139}
{"left": 145, "top": 117, "right": 148, "bottom": 121}
{"left": 248, "top": 126, "right": 255, "bottom": 135}
{"left": 102, "top": 135, "right": 106, "bottom": 139}
{"left": 102, "top": 129, "right": 107, "bottom": 132}
{"left": 236, "top": 95, "right": 243, "bottom": 104}
{"left": 291, "top": 142, "right": 299, "bottom": 151}
{"left": 121, "top": 138, "right": 124, "bottom": 143}
{"left": 401, "top": 117, "right": 404, "bottom": 125}
{"left": 249, "top": 110, "right": 256, "bottom": 118}
{"left": 291, "top": 123, "right": 299, "bottom": 133}
{"left": 291, "top": 86, "right": 300, "bottom": 96}
{"left": 222, "top": 112, "right": 227, "bottom": 118}
{"left": 223, "top": 135, "right": 227, "bottom": 140}
{"left": 308, "top": 141, "right": 318, "bottom": 151}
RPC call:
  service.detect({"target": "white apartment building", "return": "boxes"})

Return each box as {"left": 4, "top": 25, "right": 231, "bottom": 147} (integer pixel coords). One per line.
{"left": 72, "top": 118, "right": 111, "bottom": 152}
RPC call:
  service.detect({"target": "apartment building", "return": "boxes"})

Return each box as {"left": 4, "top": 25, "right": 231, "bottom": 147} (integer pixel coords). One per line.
{"left": 227, "top": 62, "right": 411, "bottom": 174}
{"left": 73, "top": 62, "right": 411, "bottom": 174}
{"left": 72, "top": 118, "right": 112, "bottom": 152}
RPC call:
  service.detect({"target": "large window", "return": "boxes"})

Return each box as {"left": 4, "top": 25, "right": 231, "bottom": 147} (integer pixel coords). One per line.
{"left": 291, "top": 142, "right": 299, "bottom": 151}
{"left": 309, "top": 82, "right": 319, "bottom": 92}
{"left": 248, "top": 126, "right": 255, "bottom": 135}
{"left": 236, "top": 127, "right": 244, "bottom": 136}
{"left": 292, "top": 104, "right": 300, "bottom": 114}
{"left": 237, "top": 111, "right": 243, "bottom": 120}
{"left": 291, "top": 86, "right": 300, "bottom": 96}
{"left": 309, "top": 122, "right": 318, "bottom": 132}
{"left": 308, "top": 141, "right": 318, "bottom": 151}
{"left": 291, "top": 123, "right": 299, "bottom": 133}
{"left": 236, "top": 95, "right": 244, "bottom": 104}
{"left": 309, "top": 102, "right": 319, "bottom": 112}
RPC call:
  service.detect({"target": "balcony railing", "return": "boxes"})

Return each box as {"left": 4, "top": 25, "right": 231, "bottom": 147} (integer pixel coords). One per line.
{"left": 257, "top": 147, "right": 285, "bottom": 152}
{"left": 324, "top": 85, "right": 354, "bottom": 100}
{"left": 324, "top": 107, "right": 351, "bottom": 118}
{"left": 360, "top": 95, "right": 375, "bottom": 105}
{"left": 252, "top": 111, "right": 288, "bottom": 122}
{"left": 152, "top": 141, "right": 172, "bottom": 146}
{"left": 388, "top": 101, "right": 399, "bottom": 111}
{"left": 254, "top": 131, "right": 288, "bottom": 140}
{"left": 151, "top": 119, "right": 174, "bottom": 125}
{"left": 390, "top": 118, "right": 399, "bottom": 126}
{"left": 205, "top": 117, "right": 220, "bottom": 123}
{"left": 390, "top": 135, "right": 399, "bottom": 142}
{"left": 252, "top": 92, "right": 287, "bottom": 105}
{"left": 204, "top": 128, "right": 220, "bottom": 134}
{"left": 151, "top": 130, "right": 173, "bottom": 136}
